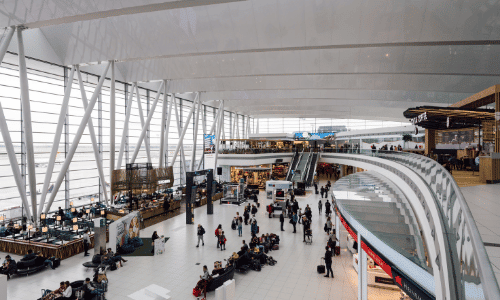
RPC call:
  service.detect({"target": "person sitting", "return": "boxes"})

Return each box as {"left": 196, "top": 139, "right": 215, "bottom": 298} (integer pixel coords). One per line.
{"left": 43, "top": 281, "right": 66, "bottom": 300}
{"left": 212, "top": 261, "right": 224, "bottom": 276}
{"left": 82, "top": 277, "right": 103, "bottom": 300}
{"left": 23, "top": 249, "right": 37, "bottom": 261}
{"left": 105, "top": 248, "right": 127, "bottom": 265}
{"left": 0, "top": 255, "right": 16, "bottom": 279}
{"left": 59, "top": 281, "right": 73, "bottom": 300}
{"left": 35, "top": 251, "right": 55, "bottom": 269}
{"left": 32, "top": 227, "right": 42, "bottom": 238}
{"left": 249, "top": 235, "right": 259, "bottom": 249}
{"left": 238, "top": 240, "right": 249, "bottom": 255}
{"left": 195, "top": 265, "right": 211, "bottom": 300}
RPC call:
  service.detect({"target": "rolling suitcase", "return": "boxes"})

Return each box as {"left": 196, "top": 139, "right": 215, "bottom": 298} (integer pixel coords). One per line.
{"left": 317, "top": 258, "right": 325, "bottom": 274}
{"left": 334, "top": 246, "right": 340, "bottom": 256}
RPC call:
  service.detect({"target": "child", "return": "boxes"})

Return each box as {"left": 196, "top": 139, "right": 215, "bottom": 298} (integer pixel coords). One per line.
{"left": 218, "top": 231, "right": 226, "bottom": 251}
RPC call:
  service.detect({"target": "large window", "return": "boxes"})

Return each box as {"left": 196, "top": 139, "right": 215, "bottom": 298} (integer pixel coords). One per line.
{"left": 0, "top": 54, "right": 236, "bottom": 213}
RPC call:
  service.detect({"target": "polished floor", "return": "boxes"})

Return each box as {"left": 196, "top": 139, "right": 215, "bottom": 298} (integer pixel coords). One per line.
{"left": 2, "top": 179, "right": 401, "bottom": 300}
{"left": 461, "top": 184, "right": 500, "bottom": 287}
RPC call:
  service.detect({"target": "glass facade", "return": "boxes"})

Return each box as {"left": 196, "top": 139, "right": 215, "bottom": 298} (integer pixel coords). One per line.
{"left": 0, "top": 53, "right": 249, "bottom": 213}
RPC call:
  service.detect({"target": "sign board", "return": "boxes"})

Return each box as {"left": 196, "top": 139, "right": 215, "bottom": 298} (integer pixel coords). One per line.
{"left": 496, "top": 112, "right": 500, "bottom": 121}
{"left": 410, "top": 112, "right": 427, "bottom": 125}
{"left": 158, "top": 180, "right": 171, "bottom": 184}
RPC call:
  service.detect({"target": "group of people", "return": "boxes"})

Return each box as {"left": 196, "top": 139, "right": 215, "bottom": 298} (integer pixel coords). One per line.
{"left": 319, "top": 180, "right": 332, "bottom": 198}
{"left": 42, "top": 281, "right": 73, "bottom": 300}
{"left": 318, "top": 199, "right": 332, "bottom": 217}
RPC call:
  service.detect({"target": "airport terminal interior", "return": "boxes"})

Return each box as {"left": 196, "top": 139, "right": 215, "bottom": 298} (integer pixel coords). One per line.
{"left": 1, "top": 1, "right": 500, "bottom": 300}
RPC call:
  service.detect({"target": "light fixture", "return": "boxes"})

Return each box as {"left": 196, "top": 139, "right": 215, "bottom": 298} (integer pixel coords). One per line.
{"left": 40, "top": 214, "right": 46, "bottom": 220}
{"left": 73, "top": 218, "right": 77, "bottom": 223}
{"left": 73, "top": 225, "right": 78, "bottom": 231}
{"left": 101, "top": 210, "right": 105, "bottom": 215}
{"left": 42, "top": 227, "right": 48, "bottom": 233}
{"left": 56, "top": 216, "right": 61, "bottom": 221}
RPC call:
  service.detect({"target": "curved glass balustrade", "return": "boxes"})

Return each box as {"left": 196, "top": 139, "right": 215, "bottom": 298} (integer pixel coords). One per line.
{"left": 322, "top": 149, "right": 500, "bottom": 300}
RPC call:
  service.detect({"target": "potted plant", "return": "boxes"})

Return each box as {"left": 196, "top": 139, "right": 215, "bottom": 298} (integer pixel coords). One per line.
{"left": 402, "top": 134, "right": 412, "bottom": 149}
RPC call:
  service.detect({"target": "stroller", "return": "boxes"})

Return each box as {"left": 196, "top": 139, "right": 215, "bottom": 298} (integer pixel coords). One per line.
{"left": 305, "top": 229, "right": 313, "bottom": 244}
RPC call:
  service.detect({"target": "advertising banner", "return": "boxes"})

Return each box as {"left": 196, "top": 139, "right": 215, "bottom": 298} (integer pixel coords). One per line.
{"left": 154, "top": 236, "right": 166, "bottom": 256}
{"left": 109, "top": 211, "right": 141, "bottom": 252}
{"left": 204, "top": 134, "right": 215, "bottom": 153}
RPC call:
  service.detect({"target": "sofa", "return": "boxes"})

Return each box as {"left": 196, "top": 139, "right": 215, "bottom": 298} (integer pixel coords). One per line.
{"left": 15, "top": 257, "right": 48, "bottom": 276}
{"left": 206, "top": 265, "right": 235, "bottom": 292}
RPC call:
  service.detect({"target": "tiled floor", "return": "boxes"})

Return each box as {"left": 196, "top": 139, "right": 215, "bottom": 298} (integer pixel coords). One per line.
{"left": 461, "top": 183, "right": 500, "bottom": 287}
{"left": 2, "top": 179, "right": 401, "bottom": 300}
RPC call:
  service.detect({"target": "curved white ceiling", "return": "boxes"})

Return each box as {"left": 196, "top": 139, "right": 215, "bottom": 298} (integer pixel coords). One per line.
{"left": 1, "top": 0, "right": 500, "bottom": 121}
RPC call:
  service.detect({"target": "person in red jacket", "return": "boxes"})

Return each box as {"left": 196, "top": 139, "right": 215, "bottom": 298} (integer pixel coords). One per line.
{"left": 215, "top": 224, "right": 222, "bottom": 248}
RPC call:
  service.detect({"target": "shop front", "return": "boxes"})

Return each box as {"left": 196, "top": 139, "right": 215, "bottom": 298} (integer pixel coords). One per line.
{"left": 230, "top": 166, "right": 271, "bottom": 189}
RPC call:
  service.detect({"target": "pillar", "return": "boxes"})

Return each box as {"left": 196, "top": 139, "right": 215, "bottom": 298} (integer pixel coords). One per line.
{"left": 358, "top": 233, "right": 367, "bottom": 300}
{"left": 425, "top": 129, "right": 436, "bottom": 156}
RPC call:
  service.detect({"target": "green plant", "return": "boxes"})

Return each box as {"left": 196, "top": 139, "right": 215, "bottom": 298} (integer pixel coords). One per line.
{"left": 402, "top": 134, "right": 412, "bottom": 142}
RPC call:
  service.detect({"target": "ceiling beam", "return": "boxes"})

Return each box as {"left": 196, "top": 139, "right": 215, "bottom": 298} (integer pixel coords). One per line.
{"left": 23, "top": 0, "right": 246, "bottom": 29}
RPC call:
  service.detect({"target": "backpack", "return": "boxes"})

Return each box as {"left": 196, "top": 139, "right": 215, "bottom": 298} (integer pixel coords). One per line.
{"left": 200, "top": 227, "right": 205, "bottom": 235}
{"left": 215, "top": 229, "right": 219, "bottom": 236}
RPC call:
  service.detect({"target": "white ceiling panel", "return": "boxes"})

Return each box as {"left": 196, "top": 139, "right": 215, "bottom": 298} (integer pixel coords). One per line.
{"left": 276, "top": 0, "right": 306, "bottom": 48}
{"left": 252, "top": 0, "right": 282, "bottom": 49}
{"left": 2, "top": 0, "right": 500, "bottom": 121}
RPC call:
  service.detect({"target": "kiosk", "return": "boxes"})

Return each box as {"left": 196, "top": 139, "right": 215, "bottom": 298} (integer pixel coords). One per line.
{"left": 266, "top": 180, "right": 292, "bottom": 199}
{"left": 221, "top": 183, "right": 245, "bottom": 205}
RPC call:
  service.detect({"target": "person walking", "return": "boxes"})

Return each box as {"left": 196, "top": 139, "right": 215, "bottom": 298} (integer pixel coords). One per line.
{"left": 82, "top": 230, "right": 90, "bottom": 256}
{"left": 326, "top": 217, "right": 333, "bottom": 235}
{"left": 196, "top": 224, "right": 205, "bottom": 247}
{"left": 325, "top": 200, "right": 331, "bottom": 217}
{"left": 318, "top": 200, "right": 322, "bottom": 215}
{"left": 251, "top": 220, "right": 258, "bottom": 236}
{"left": 302, "top": 216, "right": 311, "bottom": 243}
{"left": 320, "top": 186, "right": 325, "bottom": 198}
{"left": 215, "top": 225, "right": 222, "bottom": 248}
{"left": 237, "top": 216, "right": 243, "bottom": 237}
{"left": 323, "top": 246, "right": 334, "bottom": 278}
{"left": 292, "top": 212, "right": 298, "bottom": 233}
{"left": 305, "top": 205, "right": 312, "bottom": 222}
{"left": 279, "top": 212, "right": 285, "bottom": 231}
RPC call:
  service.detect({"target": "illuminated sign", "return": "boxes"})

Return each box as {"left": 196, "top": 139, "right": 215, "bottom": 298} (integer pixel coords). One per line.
{"left": 410, "top": 112, "right": 427, "bottom": 125}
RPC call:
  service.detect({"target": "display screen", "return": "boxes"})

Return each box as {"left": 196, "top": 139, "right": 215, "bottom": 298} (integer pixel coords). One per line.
{"left": 276, "top": 190, "right": 285, "bottom": 198}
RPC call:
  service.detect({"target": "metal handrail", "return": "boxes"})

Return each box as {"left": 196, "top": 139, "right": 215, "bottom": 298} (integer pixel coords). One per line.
{"left": 322, "top": 149, "right": 500, "bottom": 300}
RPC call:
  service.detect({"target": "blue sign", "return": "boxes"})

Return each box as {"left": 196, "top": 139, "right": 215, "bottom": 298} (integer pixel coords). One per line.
{"left": 294, "top": 132, "right": 335, "bottom": 139}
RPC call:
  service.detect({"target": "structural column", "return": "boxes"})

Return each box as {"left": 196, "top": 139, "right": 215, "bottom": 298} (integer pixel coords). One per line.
{"left": 45, "top": 62, "right": 111, "bottom": 213}
{"left": 425, "top": 129, "right": 435, "bottom": 156}
{"left": 17, "top": 27, "right": 38, "bottom": 222}
{"left": 117, "top": 83, "right": 136, "bottom": 170}
{"left": 358, "top": 233, "right": 367, "bottom": 300}
{"left": 110, "top": 61, "right": 116, "bottom": 181}
{"left": 159, "top": 80, "right": 169, "bottom": 168}
{"left": 214, "top": 101, "right": 224, "bottom": 173}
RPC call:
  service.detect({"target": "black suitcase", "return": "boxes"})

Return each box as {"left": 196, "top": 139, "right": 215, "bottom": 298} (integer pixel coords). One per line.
{"left": 231, "top": 222, "right": 236, "bottom": 230}
{"left": 317, "top": 265, "right": 325, "bottom": 274}
{"left": 52, "top": 257, "right": 61, "bottom": 268}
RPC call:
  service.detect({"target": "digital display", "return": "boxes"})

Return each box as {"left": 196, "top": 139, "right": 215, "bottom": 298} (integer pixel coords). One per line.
{"left": 276, "top": 190, "right": 285, "bottom": 198}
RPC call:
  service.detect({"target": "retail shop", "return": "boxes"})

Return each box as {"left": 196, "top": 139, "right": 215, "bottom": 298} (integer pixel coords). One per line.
{"left": 230, "top": 166, "right": 272, "bottom": 188}
{"left": 405, "top": 85, "right": 500, "bottom": 184}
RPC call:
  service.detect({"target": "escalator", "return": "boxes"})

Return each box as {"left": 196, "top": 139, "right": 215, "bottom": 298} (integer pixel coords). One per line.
{"left": 304, "top": 153, "right": 318, "bottom": 186}
{"left": 286, "top": 152, "right": 300, "bottom": 181}
{"left": 291, "top": 152, "right": 310, "bottom": 182}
